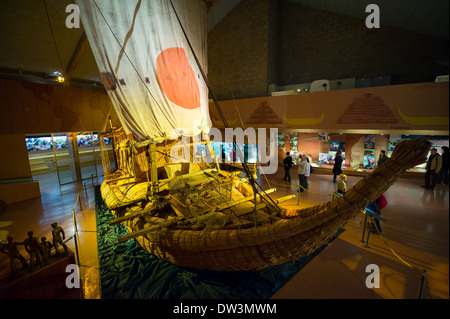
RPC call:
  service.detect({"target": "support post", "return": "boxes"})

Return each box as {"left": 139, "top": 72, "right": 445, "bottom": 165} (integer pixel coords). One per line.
{"left": 72, "top": 208, "right": 83, "bottom": 299}
{"left": 365, "top": 217, "right": 373, "bottom": 248}
{"left": 361, "top": 212, "right": 368, "bottom": 243}
{"left": 149, "top": 142, "right": 159, "bottom": 195}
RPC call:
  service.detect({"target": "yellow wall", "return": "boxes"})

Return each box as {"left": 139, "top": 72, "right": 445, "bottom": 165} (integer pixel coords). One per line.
{"left": 0, "top": 134, "right": 41, "bottom": 204}
{"left": 0, "top": 78, "right": 119, "bottom": 134}
{"left": 210, "top": 82, "right": 449, "bottom": 133}
{"left": 0, "top": 182, "right": 41, "bottom": 205}
{"left": 0, "top": 134, "right": 32, "bottom": 180}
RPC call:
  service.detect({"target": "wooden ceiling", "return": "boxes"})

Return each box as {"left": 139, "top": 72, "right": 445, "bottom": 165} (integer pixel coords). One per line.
{"left": 0, "top": 0, "right": 447, "bottom": 88}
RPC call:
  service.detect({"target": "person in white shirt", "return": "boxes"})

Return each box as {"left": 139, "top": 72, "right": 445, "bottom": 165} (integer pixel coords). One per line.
{"left": 297, "top": 155, "right": 308, "bottom": 192}
{"left": 304, "top": 156, "right": 311, "bottom": 190}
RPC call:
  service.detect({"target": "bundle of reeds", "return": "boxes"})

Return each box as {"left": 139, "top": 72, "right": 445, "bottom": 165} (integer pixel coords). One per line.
{"left": 101, "top": 138, "right": 431, "bottom": 271}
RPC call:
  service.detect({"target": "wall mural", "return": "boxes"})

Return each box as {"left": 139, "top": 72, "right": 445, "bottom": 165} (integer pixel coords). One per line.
{"left": 397, "top": 107, "right": 449, "bottom": 126}
{"left": 283, "top": 112, "right": 324, "bottom": 126}
{"left": 337, "top": 93, "right": 398, "bottom": 124}
{"left": 207, "top": 82, "right": 448, "bottom": 131}
{"left": 211, "top": 112, "right": 239, "bottom": 127}
{"left": 246, "top": 102, "right": 283, "bottom": 125}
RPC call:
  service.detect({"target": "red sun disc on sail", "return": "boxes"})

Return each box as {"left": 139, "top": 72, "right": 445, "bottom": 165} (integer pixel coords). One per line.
{"left": 156, "top": 47, "right": 200, "bottom": 109}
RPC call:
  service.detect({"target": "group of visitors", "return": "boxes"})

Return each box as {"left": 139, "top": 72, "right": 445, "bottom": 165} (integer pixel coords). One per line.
{"left": 283, "top": 150, "right": 390, "bottom": 185}
{"left": 282, "top": 150, "right": 388, "bottom": 235}
{"left": 282, "top": 152, "right": 311, "bottom": 191}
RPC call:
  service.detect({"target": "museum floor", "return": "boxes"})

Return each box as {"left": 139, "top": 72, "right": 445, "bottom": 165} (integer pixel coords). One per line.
{"left": 0, "top": 168, "right": 448, "bottom": 299}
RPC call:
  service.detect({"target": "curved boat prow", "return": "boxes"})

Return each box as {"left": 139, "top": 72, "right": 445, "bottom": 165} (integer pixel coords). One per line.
{"left": 99, "top": 138, "right": 431, "bottom": 271}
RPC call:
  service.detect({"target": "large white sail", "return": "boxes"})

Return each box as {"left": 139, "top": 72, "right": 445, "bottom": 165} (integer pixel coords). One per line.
{"left": 76, "top": 0, "right": 212, "bottom": 142}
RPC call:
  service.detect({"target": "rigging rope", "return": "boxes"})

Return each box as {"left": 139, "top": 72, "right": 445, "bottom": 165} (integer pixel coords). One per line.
{"left": 91, "top": 1, "right": 244, "bottom": 215}
{"left": 168, "top": 0, "right": 281, "bottom": 213}
{"left": 226, "top": 81, "right": 274, "bottom": 191}
{"left": 370, "top": 219, "right": 432, "bottom": 299}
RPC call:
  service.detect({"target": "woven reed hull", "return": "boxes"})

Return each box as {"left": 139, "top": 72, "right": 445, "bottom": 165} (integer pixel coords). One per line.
{"left": 101, "top": 138, "right": 431, "bottom": 271}
{"left": 129, "top": 216, "right": 345, "bottom": 271}
{"left": 100, "top": 180, "right": 150, "bottom": 210}
{"left": 114, "top": 197, "right": 355, "bottom": 271}
{"left": 106, "top": 156, "right": 406, "bottom": 271}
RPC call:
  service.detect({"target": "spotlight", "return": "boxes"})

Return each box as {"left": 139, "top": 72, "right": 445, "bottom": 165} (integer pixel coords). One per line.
{"left": 42, "top": 71, "right": 64, "bottom": 83}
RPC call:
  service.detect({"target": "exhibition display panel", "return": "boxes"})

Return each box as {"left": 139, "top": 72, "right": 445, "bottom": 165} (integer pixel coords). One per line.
{"left": 26, "top": 133, "right": 115, "bottom": 185}
{"left": 279, "top": 132, "right": 449, "bottom": 174}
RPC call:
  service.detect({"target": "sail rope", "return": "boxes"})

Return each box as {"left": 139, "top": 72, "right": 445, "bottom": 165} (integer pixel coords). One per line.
{"left": 208, "top": 7, "right": 275, "bottom": 204}
{"left": 334, "top": 189, "right": 432, "bottom": 299}
{"left": 226, "top": 80, "right": 274, "bottom": 191}
{"left": 370, "top": 219, "right": 432, "bottom": 299}
{"left": 91, "top": 0, "right": 248, "bottom": 218}
{"left": 168, "top": 0, "right": 281, "bottom": 214}
{"left": 92, "top": 1, "right": 282, "bottom": 226}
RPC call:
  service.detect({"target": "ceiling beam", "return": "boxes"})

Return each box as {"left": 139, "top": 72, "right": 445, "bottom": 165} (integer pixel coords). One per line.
{"left": 65, "top": 32, "right": 88, "bottom": 82}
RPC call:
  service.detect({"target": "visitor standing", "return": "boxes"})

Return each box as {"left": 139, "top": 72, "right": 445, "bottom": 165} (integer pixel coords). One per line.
{"left": 282, "top": 152, "right": 293, "bottom": 182}
{"left": 421, "top": 148, "right": 442, "bottom": 190}
{"left": 377, "top": 150, "right": 388, "bottom": 167}
{"left": 366, "top": 194, "right": 387, "bottom": 234}
{"left": 304, "top": 156, "right": 311, "bottom": 190}
{"left": 437, "top": 146, "right": 449, "bottom": 186}
{"left": 297, "top": 154, "right": 307, "bottom": 191}
{"left": 333, "top": 151, "right": 343, "bottom": 183}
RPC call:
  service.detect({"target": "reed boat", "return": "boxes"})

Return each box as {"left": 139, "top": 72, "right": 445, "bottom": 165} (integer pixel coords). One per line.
{"left": 77, "top": 0, "right": 433, "bottom": 271}
{"left": 99, "top": 135, "right": 431, "bottom": 271}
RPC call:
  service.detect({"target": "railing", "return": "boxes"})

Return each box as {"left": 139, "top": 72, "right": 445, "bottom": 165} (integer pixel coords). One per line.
{"left": 277, "top": 184, "right": 431, "bottom": 299}
{"left": 71, "top": 178, "right": 104, "bottom": 299}
{"left": 359, "top": 206, "right": 387, "bottom": 248}
{"left": 71, "top": 193, "right": 82, "bottom": 267}
{"left": 71, "top": 192, "right": 83, "bottom": 298}
{"left": 333, "top": 192, "right": 430, "bottom": 299}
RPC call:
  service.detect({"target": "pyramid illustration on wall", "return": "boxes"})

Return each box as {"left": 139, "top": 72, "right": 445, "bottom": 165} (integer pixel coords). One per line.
{"left": 337, "top": 93, "right": 398, "bottom": 124}
{"left": 246, "top": 101, "right": 283, "bottom": 125}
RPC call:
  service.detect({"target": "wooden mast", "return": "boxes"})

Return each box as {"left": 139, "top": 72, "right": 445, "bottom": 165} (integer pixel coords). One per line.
{"left": 149, "top": 141, "right": 159, "bottom": 195}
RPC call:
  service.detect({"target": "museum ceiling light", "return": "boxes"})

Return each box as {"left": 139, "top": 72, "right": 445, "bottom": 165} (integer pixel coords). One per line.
{"left": 42, "top": 71, "right": 64, "bottom": 83}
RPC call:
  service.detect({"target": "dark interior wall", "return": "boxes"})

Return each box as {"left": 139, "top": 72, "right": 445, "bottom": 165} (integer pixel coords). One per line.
{"left": 276, "top": 2, "right": 449, "bottom": 86}
{"left": 207, "top": 0, "right": 449, "bottom": 100}
{"left": 267, "top": 0, "right": 279, "bottom": 87}
{"left": 208, "top": 0, "right": 272, "bottom": 100}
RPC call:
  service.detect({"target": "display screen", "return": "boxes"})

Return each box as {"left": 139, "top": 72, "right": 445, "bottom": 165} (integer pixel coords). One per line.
{"left": 212, "top": 142, "right": 258, "bottom": 163}
{"left": 329, "top": 141, "right": 345, "bottom": 153}
{"left": 364, "top": 155, "right": 375, "bottom": 169}
{"left": 277, "top": 133, "right": 284, "bottom": 148}
{"left": 26, "top": 136, "right": 60, "bottom": 152}
{"left": 329, "top": 151, "right": 345, "bottom": 161}
{"left": 319, "top": 153, "right": 331, "bottom": 165}
{"left": 77, "top": 134, "right": 111, "bottom": 146}
{"left": 26, "top": 134, "right": 112, "bottom": 152}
